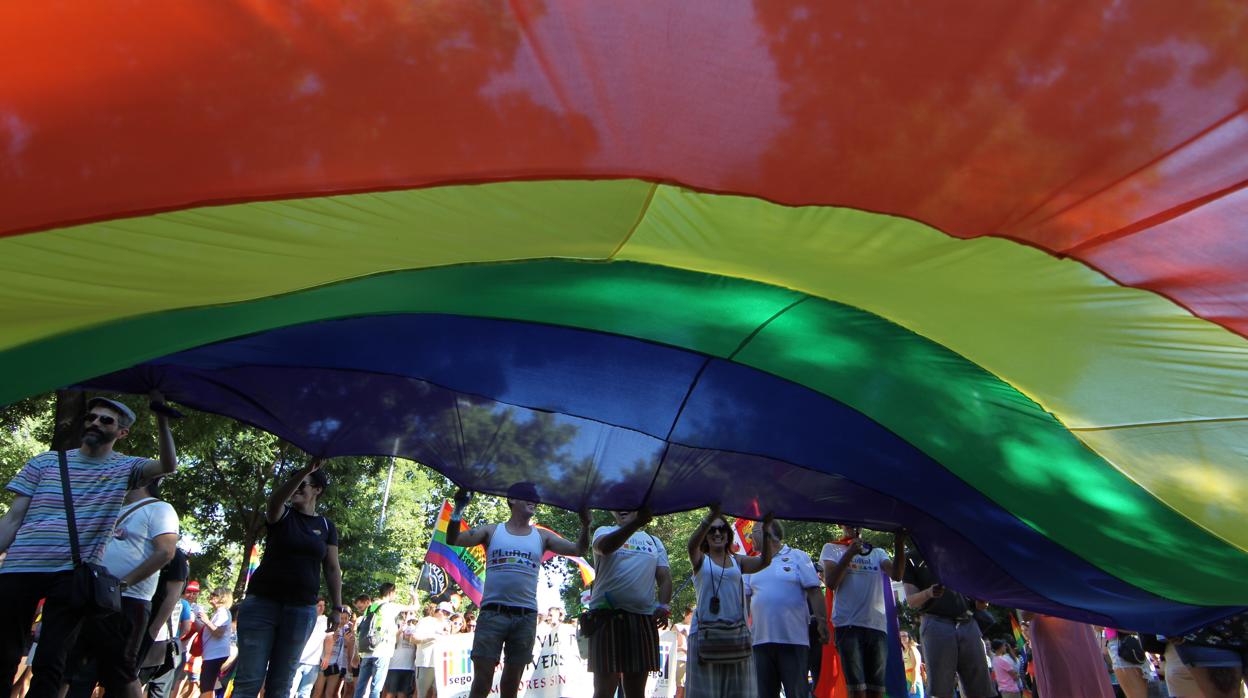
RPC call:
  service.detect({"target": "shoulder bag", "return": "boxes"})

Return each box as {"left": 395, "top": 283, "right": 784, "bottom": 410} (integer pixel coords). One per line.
{"left": 59, "top": 450, "right": 123, "bottom": 616}
{"left": 695, "top": 555, "right": 752, "bottom": 664}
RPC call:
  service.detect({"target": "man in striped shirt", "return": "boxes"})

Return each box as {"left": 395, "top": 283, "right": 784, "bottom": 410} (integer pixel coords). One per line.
{"left": 0, "top": 392, "right": 180, "bottom": 698}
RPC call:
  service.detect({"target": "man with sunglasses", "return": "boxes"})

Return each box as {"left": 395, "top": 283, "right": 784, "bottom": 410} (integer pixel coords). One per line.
{"left": 0, "top": 391, "right": 180, "bottom": 698}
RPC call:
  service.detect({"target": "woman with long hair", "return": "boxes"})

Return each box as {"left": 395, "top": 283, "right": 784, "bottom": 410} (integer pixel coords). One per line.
{"left": 683, "top": 504, "right": 775, "bottom": 698}
{"left": 900, "top": 630, "right": 925, "bottom": 698}
{"left": 232, "top": 459, "right": 344, "bottom": 698}
{"left": 316, "top": 606, "right": 354, "bottom": 698}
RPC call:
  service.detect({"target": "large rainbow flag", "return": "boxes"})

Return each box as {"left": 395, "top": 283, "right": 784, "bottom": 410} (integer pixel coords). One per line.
{"left": 2, "top": 1, "right": 1246, "bottom": 634}
{"left": 426, "top": 500, "right": 487, "bottom": 605}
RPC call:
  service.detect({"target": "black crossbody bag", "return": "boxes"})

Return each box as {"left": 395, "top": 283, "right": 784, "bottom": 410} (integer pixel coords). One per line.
{"left": 58, "top": 450, "right": 123, "bottom": 616}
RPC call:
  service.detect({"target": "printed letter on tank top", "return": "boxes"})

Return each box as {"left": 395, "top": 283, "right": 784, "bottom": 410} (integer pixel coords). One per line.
{"left": 481, "top": 524, "right": 544, "bottom": 610}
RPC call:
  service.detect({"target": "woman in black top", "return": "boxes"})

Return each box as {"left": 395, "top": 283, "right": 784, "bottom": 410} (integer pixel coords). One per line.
{"left": 232, "top": 459, "right": 344, "bottom": 698}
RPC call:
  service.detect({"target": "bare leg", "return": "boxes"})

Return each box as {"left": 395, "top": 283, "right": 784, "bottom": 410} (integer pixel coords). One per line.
{"left": 1114, "top": 667, "right": 1148, "bottom": 698}
{"left": 497, "top": 662, "right": 525, "bottom": 698}
{"left": 466, "top": 661, "right": 496, "bottom": 698}
{"left": 1187, "top": 666, "right": 1244, "bottom": 698}
{"left": 592, "top": 672, "right": 619, "bottom": 698}
{"left": 619, "top": 671, "right": 647, "bottom": 698}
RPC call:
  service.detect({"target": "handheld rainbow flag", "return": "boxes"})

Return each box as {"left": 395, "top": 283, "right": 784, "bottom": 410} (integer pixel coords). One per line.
{"left": 425, "top": 500, "right": 487, "bottom": 605}
{"left": 244, "top": 544, "right": 260, "bottom": 589}
{"left": 535, "top": 523, "right": 596, "bottom": 586}
{"left": 1010, "top": 613, "right": 1035, "bottom": 698}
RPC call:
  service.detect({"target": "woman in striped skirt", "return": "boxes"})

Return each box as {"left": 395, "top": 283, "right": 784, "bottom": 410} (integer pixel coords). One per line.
{"left": 685, "top": 505, "right": 776, "bottom": 698}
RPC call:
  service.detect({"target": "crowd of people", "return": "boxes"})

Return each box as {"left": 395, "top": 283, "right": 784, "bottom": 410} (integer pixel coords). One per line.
{"left": 1, "top": 396, "right": 1246, "bottom": 698}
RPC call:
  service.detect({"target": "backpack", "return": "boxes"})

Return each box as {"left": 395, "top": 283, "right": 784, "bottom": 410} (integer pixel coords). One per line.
{"left": 356, "top": 602, "right": 384, "bottom": 654}
{"left": 1117, "top": 633, "right": 1147, "bottom": 664}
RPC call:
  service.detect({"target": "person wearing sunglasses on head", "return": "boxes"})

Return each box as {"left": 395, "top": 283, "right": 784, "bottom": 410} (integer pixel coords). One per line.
{"left": 230, "top": 458, "right": 343, "bottom": 698}
{"left": 0, "top": 391, "right": 180, "bottom": 698}
{"left": 685, "top": 503, "right": 776, "bottom": 698}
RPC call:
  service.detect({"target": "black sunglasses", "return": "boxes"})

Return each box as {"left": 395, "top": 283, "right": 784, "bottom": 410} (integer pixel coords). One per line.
{"left": 708, "top": 525, "right": 731, "bottom": 535}
{"left": 84, "top": 413, "right": 116, "bottom": 426}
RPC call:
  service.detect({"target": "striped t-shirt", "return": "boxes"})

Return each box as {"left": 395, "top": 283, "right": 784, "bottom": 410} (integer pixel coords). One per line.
{"left": 2, "top": 449, "right": 146, "bottom": 574}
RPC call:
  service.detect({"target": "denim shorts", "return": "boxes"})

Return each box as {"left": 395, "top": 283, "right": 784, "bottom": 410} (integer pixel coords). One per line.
{"left": 835, "top": 625, "right": 887, "bottom": 693}
{"left": 471, "top": 608, "right": 538, "bottom": 665}
{"left": 1174, "top": 642, "right": 1248, "bottom": 670}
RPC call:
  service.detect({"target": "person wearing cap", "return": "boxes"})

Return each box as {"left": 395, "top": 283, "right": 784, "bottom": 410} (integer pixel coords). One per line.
{"left": 0, "top": 391, "right": 180, "bottom": 698}
{"left": 445, "top": 483, "right": 591, "bottom": 698}
{"left": 412, "top": 603, "right": 452, "bottom": 698}
{"left": 586, "top": 501, "right": 672, "bottom": 698}
{"left": 231, "top": 458, "right": 344, "bottom": 698}
{"left": 62, "top": 476, "right": 181, "bottom": 698}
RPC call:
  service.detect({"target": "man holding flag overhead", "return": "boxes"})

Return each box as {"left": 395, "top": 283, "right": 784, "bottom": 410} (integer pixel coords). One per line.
{"left": 585, "top": 500, "right": 672, "bottom": 698}
{"left": 445, "top": 483, "right": 590, "bottom": 698}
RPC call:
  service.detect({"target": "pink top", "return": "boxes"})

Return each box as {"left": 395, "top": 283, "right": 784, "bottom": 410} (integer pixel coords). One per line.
{"left": 992, "top": 655, "right": 1019, "bottom": 693}
{"left": 1030, "top": 615, "right": 1115, "bottom": 698}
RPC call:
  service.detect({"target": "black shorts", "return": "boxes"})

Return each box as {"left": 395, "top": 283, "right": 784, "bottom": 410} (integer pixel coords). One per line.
{"left": 200, "top": 657, "right": 229, "bottom": 693}
{"left": 65, "top": 597, "right": 152, "bottom": 688}
{"left": 323, "top": 663, "right": 346, "bottom": 677}
{"left": 383, "top": 669, "right": 415, "bottom": 694}
{"left": 588, "top": 611, "right": 660, "bottom": 674}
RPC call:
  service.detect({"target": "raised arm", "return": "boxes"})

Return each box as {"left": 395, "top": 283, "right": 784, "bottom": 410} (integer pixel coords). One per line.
{"left": 686, "top": 503, "right": 721, "bottom": 573}
{"left": 323, "top": 544, "right": 343, "bottom": 631}
{"left": 267, "top": 458, "right": 321, "bottom": 524}
{"left": 823, "top": 538, "right": 863, "bottom": 592}
{"left": 881, "top": 529, "right": 908, "bottom": 582}
{"left": 594, "top": 506, "right": 652, "bottom": 557}
{"left": 140, "top": 390, "right": 179, "bottom": 480}
{"left": 444, "top": 488, "right": 492, "bottom": 548}
{"left": 0, "top": 495, "right": 31, "bottom": 553}
{"left": 543, "top": 508, "right": 592, "bottom": 557}
{"left": 738, "top": 513, "right": 777, "bottom": 574}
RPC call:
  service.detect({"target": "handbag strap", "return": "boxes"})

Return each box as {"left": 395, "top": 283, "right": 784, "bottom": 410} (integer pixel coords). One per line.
{"left": 114, "top": 497, "right": 159, "bottom": 531}
{"left": 58, "top": 450, "right": 83, "bottom": 566}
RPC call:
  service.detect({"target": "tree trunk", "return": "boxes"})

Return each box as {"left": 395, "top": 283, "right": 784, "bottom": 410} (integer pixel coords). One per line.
{"left": 51, "top": 390, "right": 86, "bottom": 451}
{"left": 233, "top": 512, "right": 265, "bottom": 598}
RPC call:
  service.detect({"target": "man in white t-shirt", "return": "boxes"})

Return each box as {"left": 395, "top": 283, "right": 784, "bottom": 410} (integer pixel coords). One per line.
{"left": 820, "top": 526, "right": 907, "bottom": 698}
{"left": 587, "top": 505, "right": 672, "bottom": 698}
{"left": 745, "top": 520, "right": 826, "bottom": 698}
{"left": 65, "top": 478, "right": 180, "bottom": 698}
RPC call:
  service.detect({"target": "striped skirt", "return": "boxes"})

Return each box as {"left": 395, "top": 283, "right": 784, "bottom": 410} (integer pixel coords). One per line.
{"left": 588, "top": 611, "right": 660, "bottom": 674}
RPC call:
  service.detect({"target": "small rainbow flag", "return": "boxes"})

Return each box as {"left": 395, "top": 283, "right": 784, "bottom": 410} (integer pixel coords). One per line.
{"left": 244, "top": 544, "right": 260, "bottom": 589}
{"left": 535, "top": 523, "right": 596, "bottom": 585}
{"left": 1010, "top": 613, "right": 1035, "bottom": 698}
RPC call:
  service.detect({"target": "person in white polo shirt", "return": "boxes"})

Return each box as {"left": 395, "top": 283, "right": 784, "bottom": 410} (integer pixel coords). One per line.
{"left": 586, "top": 503, "right": 673, "bottom": 698}
{"left": 744, "top": 520, "right": 826, "bottom": 698}
{"left": 445, "top": 483, "right": 590, "bottom": 698}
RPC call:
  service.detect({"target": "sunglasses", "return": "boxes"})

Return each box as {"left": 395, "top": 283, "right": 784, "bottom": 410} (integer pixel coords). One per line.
{"left": 708, "top": 525, "right": 731, "bottom": 535}
{"left": 84, "top": 413, "right": 116, "bottom": 426}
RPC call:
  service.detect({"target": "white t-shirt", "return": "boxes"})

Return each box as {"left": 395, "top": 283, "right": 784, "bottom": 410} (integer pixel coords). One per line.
{"left": 360, "top": 601, "right": 405, "bottom": 658}
{"left": 101, "top": 498, "right": 180, "bottom": 601}
{"left": 201, "top": 607, "right": 233, "bottom": 660}
{"left": 299, "top": 615, "right": 328, "bottom": 665}
{"left": 744, "top": 546, "right": 820, "bottom": 646}
{"left": 589, "top": 526, "right": 669, "bottom": 614}
{"left": 391, "top": 627, "right": 418, "bottom": 668}
{"left": 820, "top": 543, "right": 890, "bottom": 632}
{"left": 412, "top": 615, "right": 445, "bottom": 668}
